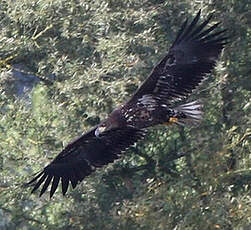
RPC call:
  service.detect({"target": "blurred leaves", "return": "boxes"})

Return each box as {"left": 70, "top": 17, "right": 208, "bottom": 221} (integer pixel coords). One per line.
{"left": 0, "top": 0, "right": 250, "bottom": 229}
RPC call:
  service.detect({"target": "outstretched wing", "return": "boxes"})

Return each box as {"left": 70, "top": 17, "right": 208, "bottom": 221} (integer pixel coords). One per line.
{"left": 128, "top": 10, "right": 228, "bottom": 104}
{"left": 26, "top": 127, "right": 145, "bottom": 198}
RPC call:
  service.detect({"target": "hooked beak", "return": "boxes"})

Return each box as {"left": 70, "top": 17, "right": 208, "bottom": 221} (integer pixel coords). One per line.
{"left": 95, "top": 126, "right": 106, "bottom": 137}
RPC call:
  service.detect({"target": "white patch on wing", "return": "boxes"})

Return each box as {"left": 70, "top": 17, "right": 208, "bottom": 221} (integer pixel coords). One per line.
{"left": 137, "top": 94, "right": 157, "bottom": 109}
{"left": 123, "top": 95, "right": 158, "bottom": 126}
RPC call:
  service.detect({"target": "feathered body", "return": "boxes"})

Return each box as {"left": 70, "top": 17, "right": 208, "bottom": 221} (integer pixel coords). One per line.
{"left": 26, "top": 10, "right": 228, "bottom": 197}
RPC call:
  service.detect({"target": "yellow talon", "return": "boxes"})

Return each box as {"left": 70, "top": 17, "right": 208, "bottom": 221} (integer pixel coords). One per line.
{"left": 163, "top": 117, "right": 178, "bottom": 126}
{"left": 169, "top": 117, "right": 178, "bottom": 123}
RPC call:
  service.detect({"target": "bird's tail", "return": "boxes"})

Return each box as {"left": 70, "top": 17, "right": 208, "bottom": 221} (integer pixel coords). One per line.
{"left": 172, "top": 101, "right": 203, "bottom": 126}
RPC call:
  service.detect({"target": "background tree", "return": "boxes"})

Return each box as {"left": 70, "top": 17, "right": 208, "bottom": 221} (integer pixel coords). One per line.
{"left": 0, "top": 0, "right": 250, "bottom": 229}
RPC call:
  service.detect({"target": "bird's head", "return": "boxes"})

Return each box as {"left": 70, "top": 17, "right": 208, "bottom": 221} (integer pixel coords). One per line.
{"left": 95, "top": 109, "right": 124, "bottom": 137}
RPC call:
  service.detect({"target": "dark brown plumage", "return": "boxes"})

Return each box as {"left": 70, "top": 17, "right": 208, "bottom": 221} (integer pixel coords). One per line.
{"left": 28, "top": 127, "right": 146, "bottom": 197}
{"left": 26, "top": 10, "right": 228, "bottom": 197}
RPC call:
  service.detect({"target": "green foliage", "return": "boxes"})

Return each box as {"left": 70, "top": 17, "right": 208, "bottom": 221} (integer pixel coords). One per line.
{"left": 0, "top": 0, "right": 250, "bottom": 229}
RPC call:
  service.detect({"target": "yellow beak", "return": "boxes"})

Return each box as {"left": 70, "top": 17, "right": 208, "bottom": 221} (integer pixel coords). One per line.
{"left": 95, "top": 126, "right": 107, "bottom": 137}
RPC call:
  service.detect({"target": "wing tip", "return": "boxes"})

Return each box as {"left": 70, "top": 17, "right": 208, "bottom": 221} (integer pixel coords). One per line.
{"left": 173, "top": 9, "right": 202, "bottom": 45}
{"left": 173, "top": 9, "right": 228, "bottom": 46}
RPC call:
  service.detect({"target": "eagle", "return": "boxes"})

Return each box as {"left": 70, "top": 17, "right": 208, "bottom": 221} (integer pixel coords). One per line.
{"left": 26, "top": 10, "right": 228, "bottom": 197}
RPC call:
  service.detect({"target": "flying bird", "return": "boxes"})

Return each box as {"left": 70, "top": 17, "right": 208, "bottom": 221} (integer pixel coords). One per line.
{"left": 26, "top": 10, "right": 228, "bottom": 197}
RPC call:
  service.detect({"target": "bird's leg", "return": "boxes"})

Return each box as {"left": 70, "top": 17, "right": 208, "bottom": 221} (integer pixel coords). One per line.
{"left": 163, "top": 117, "right": 179, "bottom": 126}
